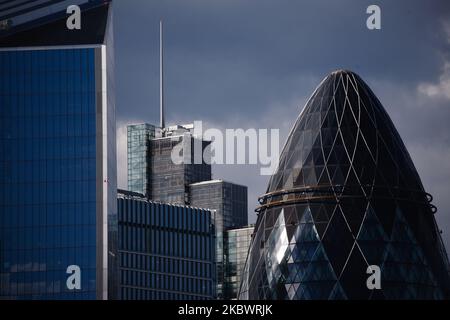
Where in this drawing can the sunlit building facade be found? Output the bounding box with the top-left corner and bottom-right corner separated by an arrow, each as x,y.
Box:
239,70 -> 450,300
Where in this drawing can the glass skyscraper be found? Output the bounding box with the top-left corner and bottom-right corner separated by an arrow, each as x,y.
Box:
239,70 -> 450,300
127,124 -> 155,197
149,129 -> 211,205
126,123 -> 211,205
224,225 -> 254,300
0,1 -> 117,299
125,120 -> 249,300
190,180 -> 248,299
117,190 -> 216,300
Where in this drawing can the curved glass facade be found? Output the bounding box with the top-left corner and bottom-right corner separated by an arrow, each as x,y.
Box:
239,70 -> 450,300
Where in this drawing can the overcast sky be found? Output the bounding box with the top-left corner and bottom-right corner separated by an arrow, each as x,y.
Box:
112,0 -> 450,250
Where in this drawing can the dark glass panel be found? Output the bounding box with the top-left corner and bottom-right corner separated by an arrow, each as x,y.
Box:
321,208 -> 354,275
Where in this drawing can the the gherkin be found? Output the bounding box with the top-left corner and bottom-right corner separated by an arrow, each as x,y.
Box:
239,70 -> 450,300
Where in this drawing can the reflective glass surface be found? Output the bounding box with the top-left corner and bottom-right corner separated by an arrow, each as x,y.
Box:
149,136 -> 211,204
239,70 -> 450,300
0,48 -> 98,299
118,194 -> 216,300
190,181 -> 248,299
127,124 -> 155,196
224,226 -> 253,299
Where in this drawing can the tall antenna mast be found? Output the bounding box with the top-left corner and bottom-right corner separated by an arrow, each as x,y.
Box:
159,19 -> 165,129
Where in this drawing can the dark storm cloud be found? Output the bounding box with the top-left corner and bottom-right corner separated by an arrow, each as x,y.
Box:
114,0 -> 449,120
113,0 -> 450,249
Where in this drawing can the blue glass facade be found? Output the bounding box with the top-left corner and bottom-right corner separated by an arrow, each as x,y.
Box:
0,2 -> 116,300
1,48 -> 79,298
0,44 -> 116,299
0,48 -> 92,299
118,191 -> 216,300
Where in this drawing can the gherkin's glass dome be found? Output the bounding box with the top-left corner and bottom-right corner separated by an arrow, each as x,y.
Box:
238,70 -> 450,300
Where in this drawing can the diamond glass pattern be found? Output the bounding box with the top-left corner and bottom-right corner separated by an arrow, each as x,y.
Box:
238,70 -> 450,300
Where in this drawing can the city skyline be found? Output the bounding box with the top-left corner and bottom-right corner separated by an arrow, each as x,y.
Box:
1,0 -> 449,303
112,0 -> 450,253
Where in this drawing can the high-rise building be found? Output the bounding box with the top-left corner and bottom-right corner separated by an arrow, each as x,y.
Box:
239,70 -> 450,300
149,124 -> 211,204
117,190 -> 216,300
0,1 -> 94,34
123,20 -> 249,300
125,21 -> 211,205
224,225 -> 254,300
190,180 -> 248,299
190,180 -> 248,231
127,123 -> 212,204
0,1 -> 117,299
127,124 -> 155,196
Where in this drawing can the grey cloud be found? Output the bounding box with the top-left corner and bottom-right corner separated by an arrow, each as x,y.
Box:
113,0 -> 450,251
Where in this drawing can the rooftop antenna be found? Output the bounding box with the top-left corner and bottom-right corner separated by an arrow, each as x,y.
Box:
159,19 -> 165,130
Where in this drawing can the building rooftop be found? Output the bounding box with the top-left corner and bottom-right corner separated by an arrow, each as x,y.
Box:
226,225 -> 255,232
117,189 -> 216,212
189,179 -> 247,189
0,0 -> 111,47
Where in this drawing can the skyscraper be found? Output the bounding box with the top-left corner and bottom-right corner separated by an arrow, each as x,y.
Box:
239,70 -> 450,300
190,180 -> 248,233
0,1 -> 117,299
125,21 -> 212,205
117,190 -> 216,300
149,125 -> 212,204
127,123 -> 155,196
123,20 -> 250,300
224,225 -> 254,300
127,123 -> 212,204
190,180 -> 248,299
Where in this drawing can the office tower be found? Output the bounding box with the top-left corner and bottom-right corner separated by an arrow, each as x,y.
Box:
149,124 -> 211,204
126,125 -> 211,204
122,20 -> 249,300
117,190 -> 216,300
0,1 -> 94,32
0,1 -> 117,299
239,70 -> 450,300
190,180 -> 248,299
223,225 -> 254,300
127,124 -> 155,196
125,21 -> 212,205
190,180 -> 248,230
